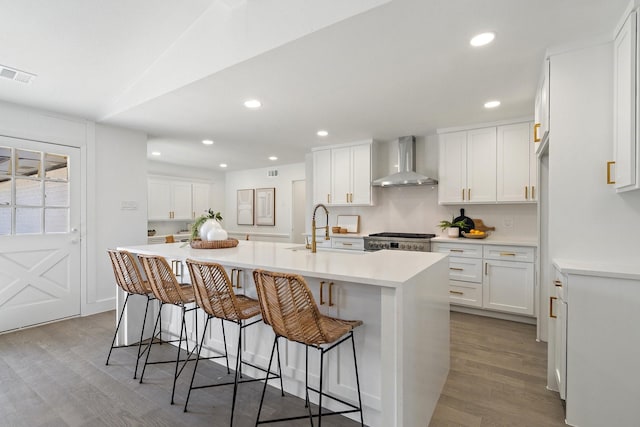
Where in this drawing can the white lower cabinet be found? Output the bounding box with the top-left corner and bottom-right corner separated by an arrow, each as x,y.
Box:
432,241 -> 536,316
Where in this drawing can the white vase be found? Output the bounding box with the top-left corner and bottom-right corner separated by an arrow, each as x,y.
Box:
199,219 -> 219,240
447,227 -> 459,237
207,227 -> 228,241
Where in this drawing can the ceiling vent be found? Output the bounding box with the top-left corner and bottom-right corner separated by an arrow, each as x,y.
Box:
0,65 -> 36,85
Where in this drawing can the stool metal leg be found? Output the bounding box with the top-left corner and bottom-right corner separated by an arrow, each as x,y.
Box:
106,293 -> 130,366
171,305 -> 187,404
318,347 -> 324,427
255,335 -> 278,427
221,320 -> 230,374
275,338 -> 284,396
184,314 -> 210,412
133,295 -> 152,379
139,302 -> 163,383
351,332 -> 364,426
230,320 -> 242,426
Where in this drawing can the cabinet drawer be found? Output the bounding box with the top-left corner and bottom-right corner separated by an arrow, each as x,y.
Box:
483,245 -> 535,262
331,237 -> 364,251
432,242 -> 482,258
448,257 -> 482,283
449,280 -> 482,308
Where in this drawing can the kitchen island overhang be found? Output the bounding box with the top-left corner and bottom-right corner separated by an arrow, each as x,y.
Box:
116,241 -> 450,427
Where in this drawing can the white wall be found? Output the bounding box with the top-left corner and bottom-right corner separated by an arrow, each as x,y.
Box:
549,42 -> 640,265
225,163 -> 305,241
89,124 -> 148,310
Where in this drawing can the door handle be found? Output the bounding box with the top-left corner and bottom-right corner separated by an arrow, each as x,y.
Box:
319,281 -> 325,305
533,123 -> 541,142
554,280 -> 562,287
549,296 -> 557,318
607,161 -> 616,184
329,282 -> 335,307
449,267 -> 464,271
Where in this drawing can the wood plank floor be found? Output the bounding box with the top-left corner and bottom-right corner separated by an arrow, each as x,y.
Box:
0,310 -> 565,427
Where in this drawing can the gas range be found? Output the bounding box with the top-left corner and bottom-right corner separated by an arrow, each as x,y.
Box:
363,232 -> 436,252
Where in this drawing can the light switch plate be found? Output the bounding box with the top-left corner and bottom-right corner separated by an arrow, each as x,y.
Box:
121,201 -> 138,210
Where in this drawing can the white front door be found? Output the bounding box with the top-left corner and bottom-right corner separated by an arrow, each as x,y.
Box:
0,136 -> 81,333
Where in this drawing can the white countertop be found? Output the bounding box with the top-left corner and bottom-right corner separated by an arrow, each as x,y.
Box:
119,240 -> 446,288
431,236 -> 537,247
553,259 -> 640,281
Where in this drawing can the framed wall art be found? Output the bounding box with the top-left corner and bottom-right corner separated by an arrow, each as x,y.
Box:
255,187 -> 275,226
236,189 -> 254,225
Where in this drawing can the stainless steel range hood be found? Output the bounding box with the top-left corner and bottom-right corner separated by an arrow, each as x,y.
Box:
371,136 -> 438,187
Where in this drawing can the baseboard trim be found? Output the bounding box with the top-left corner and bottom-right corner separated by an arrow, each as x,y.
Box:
450,305 -> 537,325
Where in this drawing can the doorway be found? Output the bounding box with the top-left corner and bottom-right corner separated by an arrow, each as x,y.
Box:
291,180 -> 306,244
0,136 -> 81,333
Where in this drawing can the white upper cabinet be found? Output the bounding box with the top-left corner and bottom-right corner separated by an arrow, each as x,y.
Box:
440,121 -> 535,204
534,59 -> 550,149
466,127 -> 497,203
312,141 -> 373,206
191,183 -> 211,219
497,122 -> 537,202
312,148 -> 332,205
147,177 -> 210,220
612,9 -> 639,192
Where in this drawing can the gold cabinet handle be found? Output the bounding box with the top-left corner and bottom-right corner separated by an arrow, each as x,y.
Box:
607,161 -> 616,184
525,186 -> 528,200
231,268 -> 242,289
319,281 -> 325,305
449,290 -> 464,295
500,252 -> 517,256
485,262 -> 488,275
468,188 -> 471,200
450,249 -> 464,253
554,280 -> 562,287
329,282 -> 335,307
342,242 -> 353,246
549,296 -> 557,318
171,260 -> 183,277
533,123 -> 541,142
532,186 -> 535,199
449,267 -> 464,271
327,194 -> 330,203
461,188 -> 465,201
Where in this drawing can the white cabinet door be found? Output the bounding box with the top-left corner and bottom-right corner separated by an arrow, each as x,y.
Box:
554,292 -> 567,400
438,131 -> 467,203
350,143 -> 371,205
497,123 -> 531,202
148,179 -> 172,220
331,146 -> 352,205
171,181 -> 193,220
613,10 -> 638,192
313,149 -> 332,205
483,259 -> 534,315
192,183 -> 210,220
466,127 -> 497,203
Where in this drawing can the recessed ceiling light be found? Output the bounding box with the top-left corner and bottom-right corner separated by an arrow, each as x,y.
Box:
244,99 -> 262,109
470,32 -> 495,47
317,130 -> 329,137
151,151 -> 161,156
269,156 -> 278,161
484,100 -> 501,109
219,163 -> 228,168
202,139 -> 214,145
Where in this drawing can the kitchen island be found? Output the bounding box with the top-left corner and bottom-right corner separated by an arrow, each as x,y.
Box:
117,240 -> 450,427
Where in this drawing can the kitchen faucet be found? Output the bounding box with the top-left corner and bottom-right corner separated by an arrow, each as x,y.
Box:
311,203 -> 330,253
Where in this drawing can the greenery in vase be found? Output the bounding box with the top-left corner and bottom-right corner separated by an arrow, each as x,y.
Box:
191,209 -> 223,240
438,217 -> 469,231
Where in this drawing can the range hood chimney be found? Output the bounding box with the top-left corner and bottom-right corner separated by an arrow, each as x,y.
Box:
371,136 -> 438,187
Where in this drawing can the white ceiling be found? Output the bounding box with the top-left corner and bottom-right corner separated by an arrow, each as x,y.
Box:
0,0 -> 629,171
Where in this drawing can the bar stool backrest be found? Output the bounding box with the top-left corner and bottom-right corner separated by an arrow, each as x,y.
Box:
253,269 -> 329,345
186,259 -> 243,320
138,254 -> 189,305
107,249 -> 150,295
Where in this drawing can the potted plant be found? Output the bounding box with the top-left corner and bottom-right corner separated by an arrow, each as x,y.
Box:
191,209 -> 225,241
438,217 -> 469,238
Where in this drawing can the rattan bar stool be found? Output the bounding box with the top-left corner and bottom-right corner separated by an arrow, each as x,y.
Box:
252,269 -> 364,426
183,260 -> 283,425
105,249 -> 159,379
138,254 -> 203,404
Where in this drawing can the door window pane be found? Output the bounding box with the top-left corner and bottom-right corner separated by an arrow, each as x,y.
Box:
45,153 -> 68,180
45,208 -> 68,233
0,146 -> 10,175
15,207 -> 42,234
0,207 -> 10,235
15,149 -> 40,177
15,178 -> 42,206
45,181 -> 68,207
0,178 -> 10,205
